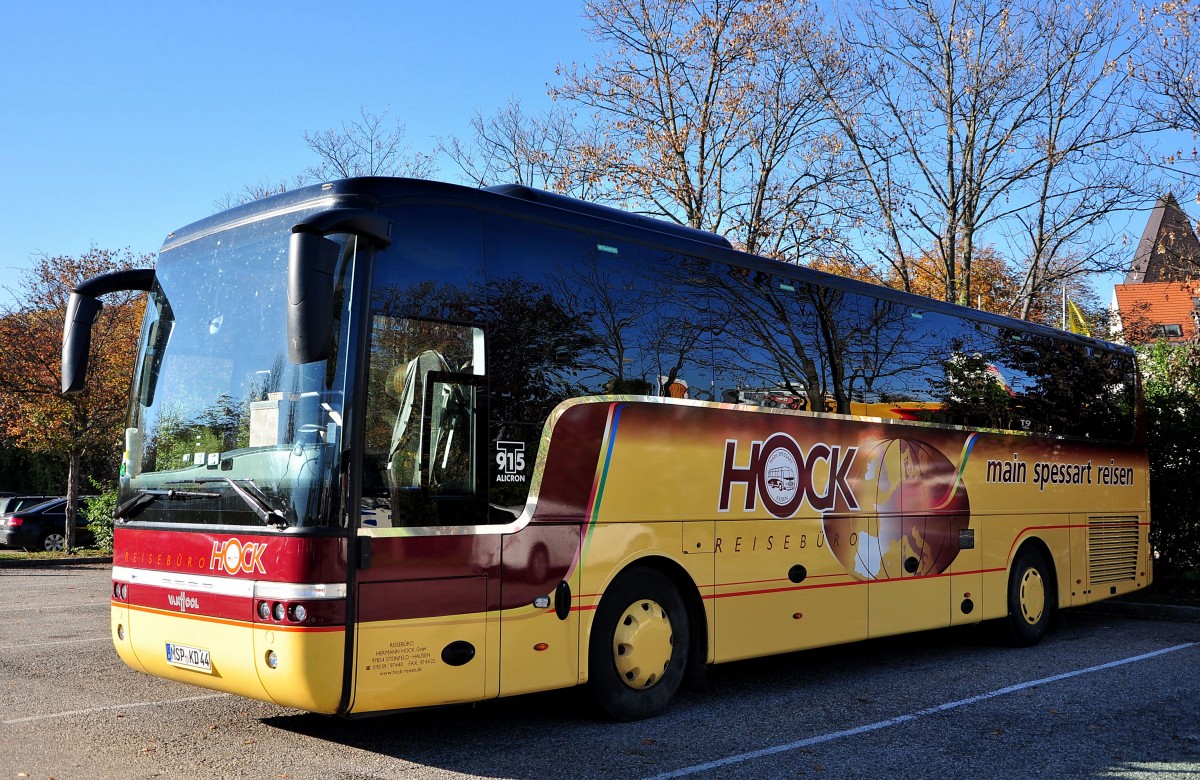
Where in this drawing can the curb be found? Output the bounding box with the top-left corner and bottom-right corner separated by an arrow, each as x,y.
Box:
0,556 -> 112,569
1079,599 -> 1200,623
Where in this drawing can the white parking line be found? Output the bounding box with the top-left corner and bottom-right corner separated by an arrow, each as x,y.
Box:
0,637 -> 107,650
0,602 -> 110,613
3,693 -> 229,724
645,642 -> 1198,780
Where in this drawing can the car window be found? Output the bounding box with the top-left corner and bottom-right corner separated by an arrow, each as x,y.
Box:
22,499 -> 64,513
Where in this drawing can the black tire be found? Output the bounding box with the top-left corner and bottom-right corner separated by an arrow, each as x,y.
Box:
1005,547 -> 1055,646
588,567 -> 690,721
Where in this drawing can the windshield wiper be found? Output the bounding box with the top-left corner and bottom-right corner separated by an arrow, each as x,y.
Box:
188,478 -> 290,529
115,488 -> 221,521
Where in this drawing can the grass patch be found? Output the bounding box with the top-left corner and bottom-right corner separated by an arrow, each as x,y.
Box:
0,548 -> 108,561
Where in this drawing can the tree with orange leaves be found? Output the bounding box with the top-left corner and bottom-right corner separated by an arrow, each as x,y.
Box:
0,249 -> 149,551
899,245 -> 1021,314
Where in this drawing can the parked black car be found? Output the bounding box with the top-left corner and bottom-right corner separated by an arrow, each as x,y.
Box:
0,495 -> 59,516
1,498 -> 96,552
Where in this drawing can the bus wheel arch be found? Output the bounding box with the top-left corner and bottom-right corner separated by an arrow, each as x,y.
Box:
586,559 -> 700,721
1004,539 -> 1057,646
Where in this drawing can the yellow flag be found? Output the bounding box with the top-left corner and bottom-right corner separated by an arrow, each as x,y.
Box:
1067,299 -> 1091,336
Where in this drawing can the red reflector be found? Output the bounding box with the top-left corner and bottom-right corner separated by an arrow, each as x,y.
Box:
534,643 -> 550,652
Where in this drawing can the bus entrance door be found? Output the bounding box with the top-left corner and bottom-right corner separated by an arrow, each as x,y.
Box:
350,534 -> 501,713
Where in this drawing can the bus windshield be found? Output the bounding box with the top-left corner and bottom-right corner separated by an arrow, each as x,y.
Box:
119,209 -> 356,528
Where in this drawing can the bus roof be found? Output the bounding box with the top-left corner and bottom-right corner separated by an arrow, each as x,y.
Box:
162,176 -> 1133,358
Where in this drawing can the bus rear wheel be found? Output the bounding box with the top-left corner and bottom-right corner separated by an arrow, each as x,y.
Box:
588,567 -> 689,721
1005,547 -> 1055,646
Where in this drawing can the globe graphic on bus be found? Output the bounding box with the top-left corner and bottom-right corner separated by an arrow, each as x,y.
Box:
824,437 -> 970,580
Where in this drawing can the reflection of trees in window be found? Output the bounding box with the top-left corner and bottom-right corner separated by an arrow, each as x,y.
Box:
712,268 -> 831,411
486,276 -> 594,427
549,249 -> 714,397
552,252 -> 652,393
928,322 -> 1137,441
933,344 -> 1017,430
992,331 -> 1135,440
142,392 -> 251,473
711,267 -> 939,414
850,301 -> 942,405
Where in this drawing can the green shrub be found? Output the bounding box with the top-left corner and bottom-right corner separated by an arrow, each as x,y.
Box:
1139,340 -> 1200,577
82,478 -> 119,553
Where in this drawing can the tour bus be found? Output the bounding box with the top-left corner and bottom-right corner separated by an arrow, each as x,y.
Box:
62,178 -> 1150,721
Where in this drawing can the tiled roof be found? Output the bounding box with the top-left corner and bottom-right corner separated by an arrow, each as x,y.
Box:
1113,281 -> 1200,340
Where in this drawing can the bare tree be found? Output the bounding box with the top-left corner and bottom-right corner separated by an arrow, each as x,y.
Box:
302,106 -> 435,181
1002,0 -> 1152,318
439,97 -> 607,199
1139,0 -> 1200,132
550,0 -> 856,260
818,0 -> 1151,311
214,107 -> 435,211
823,0 -> 1043,304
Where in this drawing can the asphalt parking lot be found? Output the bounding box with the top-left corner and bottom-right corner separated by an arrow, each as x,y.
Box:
1,562 -> 1198,780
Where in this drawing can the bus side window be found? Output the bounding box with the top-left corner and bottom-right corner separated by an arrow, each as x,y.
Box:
364,317 -> 489,528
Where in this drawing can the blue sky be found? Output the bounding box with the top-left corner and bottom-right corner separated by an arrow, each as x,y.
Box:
0,1 -> 593,308
0,1 -> 1185,315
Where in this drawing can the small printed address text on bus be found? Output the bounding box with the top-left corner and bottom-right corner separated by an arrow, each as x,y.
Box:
366,641 -> 435,676
985,456 -> 1134,491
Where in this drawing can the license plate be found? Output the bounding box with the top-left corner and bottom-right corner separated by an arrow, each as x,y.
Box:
165,642 -> 212,674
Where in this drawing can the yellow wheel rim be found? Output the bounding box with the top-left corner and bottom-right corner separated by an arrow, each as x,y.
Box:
1019,567 -> 1046,625
612,598 -> 674,690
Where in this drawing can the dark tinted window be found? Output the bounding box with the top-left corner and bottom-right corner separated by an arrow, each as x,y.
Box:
483,216 -> 717,506
711,269 -> 943,415
363,206 -> 492,527
709,262 -> 1135,442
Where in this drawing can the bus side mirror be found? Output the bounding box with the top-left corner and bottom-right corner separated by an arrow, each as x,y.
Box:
62,293 -> 104,394
288,209 -> 392,364
61,268 -> 156,395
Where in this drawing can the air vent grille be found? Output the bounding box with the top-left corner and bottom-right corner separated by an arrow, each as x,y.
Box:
1088,516 -> 1140,585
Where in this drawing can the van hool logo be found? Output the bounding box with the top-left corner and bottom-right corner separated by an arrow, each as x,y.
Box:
167,591 -> 200,613
719,433 -> 859,518
209,538 -> 268,575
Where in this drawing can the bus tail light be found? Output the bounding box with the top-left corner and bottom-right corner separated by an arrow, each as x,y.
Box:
255,599 -> 330,625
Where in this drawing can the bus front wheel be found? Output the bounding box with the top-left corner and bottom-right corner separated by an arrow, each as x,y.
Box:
1005,547 -> 1055,646
588,567 -> 689,721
